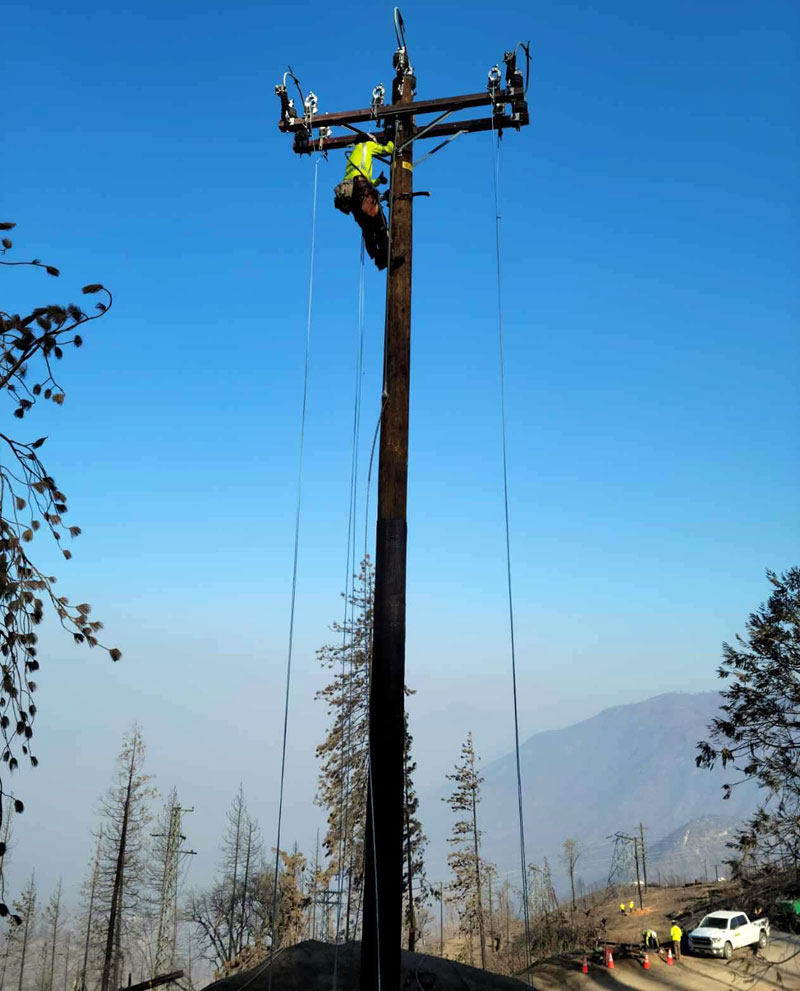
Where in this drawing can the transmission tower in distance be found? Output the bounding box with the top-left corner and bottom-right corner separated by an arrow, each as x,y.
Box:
153,799 -> 196,976
607,832 -> 635,887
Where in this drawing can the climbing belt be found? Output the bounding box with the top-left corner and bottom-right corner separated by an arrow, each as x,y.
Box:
490,118 -> 533,980
267,155 -> 321,991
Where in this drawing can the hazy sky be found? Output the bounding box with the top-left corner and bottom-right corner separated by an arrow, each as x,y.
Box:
3,0 -> 797,914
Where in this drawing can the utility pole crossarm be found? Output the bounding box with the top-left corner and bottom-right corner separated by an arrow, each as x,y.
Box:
276,52 -> 529,155
279,88 -> 520,131
294,114 -> 523,155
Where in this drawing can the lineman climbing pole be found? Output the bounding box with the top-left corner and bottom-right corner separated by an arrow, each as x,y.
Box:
276,12 -> 529,990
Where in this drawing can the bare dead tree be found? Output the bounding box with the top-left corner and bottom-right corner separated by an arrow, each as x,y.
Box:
97,727 -> 154,991
561,839 -> 582,912
15,872 -> 36,991
45,878 -> 62,991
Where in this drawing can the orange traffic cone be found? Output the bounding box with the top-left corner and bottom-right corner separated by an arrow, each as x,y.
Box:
608,949 -> 615,970
643,951 -> 650,970
666,948 -> 674,965
582,956 -> 588,974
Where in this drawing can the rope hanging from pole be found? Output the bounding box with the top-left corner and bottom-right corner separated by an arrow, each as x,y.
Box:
266,155 -> 321,991
332,237 -> 367,989
489,116 -> 534,982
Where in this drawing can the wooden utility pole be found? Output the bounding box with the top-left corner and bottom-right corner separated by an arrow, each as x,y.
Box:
439,883 -> 444,958
276,12 -> 529,989
632,839 -> 644,910
360,55 -> 415,989
639,822 -> 648,892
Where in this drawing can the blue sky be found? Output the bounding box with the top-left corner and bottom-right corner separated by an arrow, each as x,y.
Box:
2,0 -> 798,906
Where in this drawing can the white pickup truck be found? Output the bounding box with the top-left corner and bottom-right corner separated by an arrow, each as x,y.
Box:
688,910 -> 770,959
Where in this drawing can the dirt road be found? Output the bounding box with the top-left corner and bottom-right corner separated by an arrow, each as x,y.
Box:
530,932 -> 800,991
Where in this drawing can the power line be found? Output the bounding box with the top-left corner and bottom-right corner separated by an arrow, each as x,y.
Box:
490,105 -> 531,982
267,154 -> 321,991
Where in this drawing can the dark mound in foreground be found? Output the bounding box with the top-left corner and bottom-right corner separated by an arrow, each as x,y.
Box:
202,940 -> 532,990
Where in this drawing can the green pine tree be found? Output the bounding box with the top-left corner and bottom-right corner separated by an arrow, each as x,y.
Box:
444,733 -> 488,969
316,558 -> 426,942
403,720 -> 428,951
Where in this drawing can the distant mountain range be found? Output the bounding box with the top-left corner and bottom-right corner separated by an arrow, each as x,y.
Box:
422,692 -> 761,893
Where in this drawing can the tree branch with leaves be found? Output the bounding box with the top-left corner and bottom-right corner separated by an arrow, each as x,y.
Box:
697,567 -> 800,873
0,222 -> 121,921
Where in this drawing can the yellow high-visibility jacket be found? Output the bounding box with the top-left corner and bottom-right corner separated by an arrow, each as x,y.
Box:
670,925 -> 682,942
344,139 -> 395,184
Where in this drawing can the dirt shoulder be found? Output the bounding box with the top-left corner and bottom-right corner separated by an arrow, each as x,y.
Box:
530,932 -> 799,990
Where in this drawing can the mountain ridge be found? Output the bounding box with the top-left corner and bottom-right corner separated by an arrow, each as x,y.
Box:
422,690 -> 760,889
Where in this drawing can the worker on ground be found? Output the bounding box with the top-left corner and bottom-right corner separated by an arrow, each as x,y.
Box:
641,928 -> 659,952
670,921 -> 682,961
619,902 -> 626,914
629,900 -> 635,913
334,136 -> 400,271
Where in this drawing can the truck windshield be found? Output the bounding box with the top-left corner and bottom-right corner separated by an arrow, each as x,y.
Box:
699,916 -> 729,929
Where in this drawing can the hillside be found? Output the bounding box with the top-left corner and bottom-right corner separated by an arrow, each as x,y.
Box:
423,691 -> 760,888
648,814 -> 743,881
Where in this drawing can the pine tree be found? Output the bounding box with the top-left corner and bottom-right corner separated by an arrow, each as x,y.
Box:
0,916 -> 19,989
97,726 -> 155,991
402,721 -> 428,951
188,789 -> 264,969
273,847 -> 308,948
61,930 -> 73,991
15,872 -> 36,991
697,567 -> 800,870
560,839 -> 582,913
315,558 -> 373,936
306,831 -> 327,941
0,795 -> 14,899
43,878 -> 62,991
78,829 -> 103,991
220,786 -> 262,959
223,786 -> 245,961
315,558 -> 426,943
444,733 -> 487,969
235,804 -> 261,958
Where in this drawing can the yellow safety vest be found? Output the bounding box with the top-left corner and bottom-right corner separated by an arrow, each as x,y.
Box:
671,925 -> 682,942
344,139 -> 395,184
